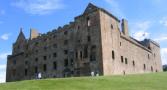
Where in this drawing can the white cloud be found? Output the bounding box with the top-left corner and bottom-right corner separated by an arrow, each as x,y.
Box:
130,21 -> 151,41
151,0 -> 166,5
132,31 -> 150,41
104,0 -> 125,18
161,48 -> 167,65
131,21 -> 151,31
154,36 -> 167,42
0,33 -> 11,40
160,17 -> 167,27
0,69 -> 6,83
0,52 -> 11,60
0,52 -> 10,83
0,65 -> 6,70
12,0 -> 64,15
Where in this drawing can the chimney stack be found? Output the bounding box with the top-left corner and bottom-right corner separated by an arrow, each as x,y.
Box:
121,19 -> 129,36
30,28 -> 39,40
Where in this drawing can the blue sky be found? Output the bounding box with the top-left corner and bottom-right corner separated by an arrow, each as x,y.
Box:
1,0 -> 167,83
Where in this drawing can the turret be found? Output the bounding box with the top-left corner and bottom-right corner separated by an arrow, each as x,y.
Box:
12,28 -> 27,55
16,28 -> 26,43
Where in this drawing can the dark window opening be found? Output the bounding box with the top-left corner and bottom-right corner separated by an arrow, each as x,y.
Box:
90,46 -> 96,61
148,46 -> 151,50
125,58 -> 128,64
84,45 -> 88,58
80,51 -> 82,58
121,56 -> 124,63
53,62 -> 57,70
112,50 -> 115,60
78,26 -> 80,30
64,59 -> 68,67
64,50 -> 68,55
151,66 -> 153,72
90,54 -> 96,61
35,58 -> 38,62
53,52 -> 57,57
120,42 -> 122,46
43,64 -> 47,72
71,59 -> 74,65
35,66 -> 38,73
25,61 -> 28,65
76,52 -> 78,58
71,71 -> 74,74
111,24 -> 114,29
77,40 -> 81,43
25,69 -> 28,76
132,61 -> 135,66
43,56 -> 47,60
87,36 -> 91,42
144,64 -> 146,70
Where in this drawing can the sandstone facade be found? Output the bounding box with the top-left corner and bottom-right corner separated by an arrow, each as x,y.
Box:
6,3 -> 162,82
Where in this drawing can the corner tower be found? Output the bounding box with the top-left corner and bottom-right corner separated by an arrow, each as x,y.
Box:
12,28 -> 27,55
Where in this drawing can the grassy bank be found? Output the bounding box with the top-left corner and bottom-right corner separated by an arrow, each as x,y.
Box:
0,72 -> 167,90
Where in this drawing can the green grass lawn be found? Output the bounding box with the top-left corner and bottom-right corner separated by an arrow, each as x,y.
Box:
0,72 -> 167,90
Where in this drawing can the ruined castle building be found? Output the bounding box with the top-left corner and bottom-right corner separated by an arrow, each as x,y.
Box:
6,3 -> 162,82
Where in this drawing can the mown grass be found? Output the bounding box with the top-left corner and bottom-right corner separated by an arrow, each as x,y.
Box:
0,72 -> 167,90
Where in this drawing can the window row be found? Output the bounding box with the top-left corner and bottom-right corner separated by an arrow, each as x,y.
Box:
25,61 -> 57,76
